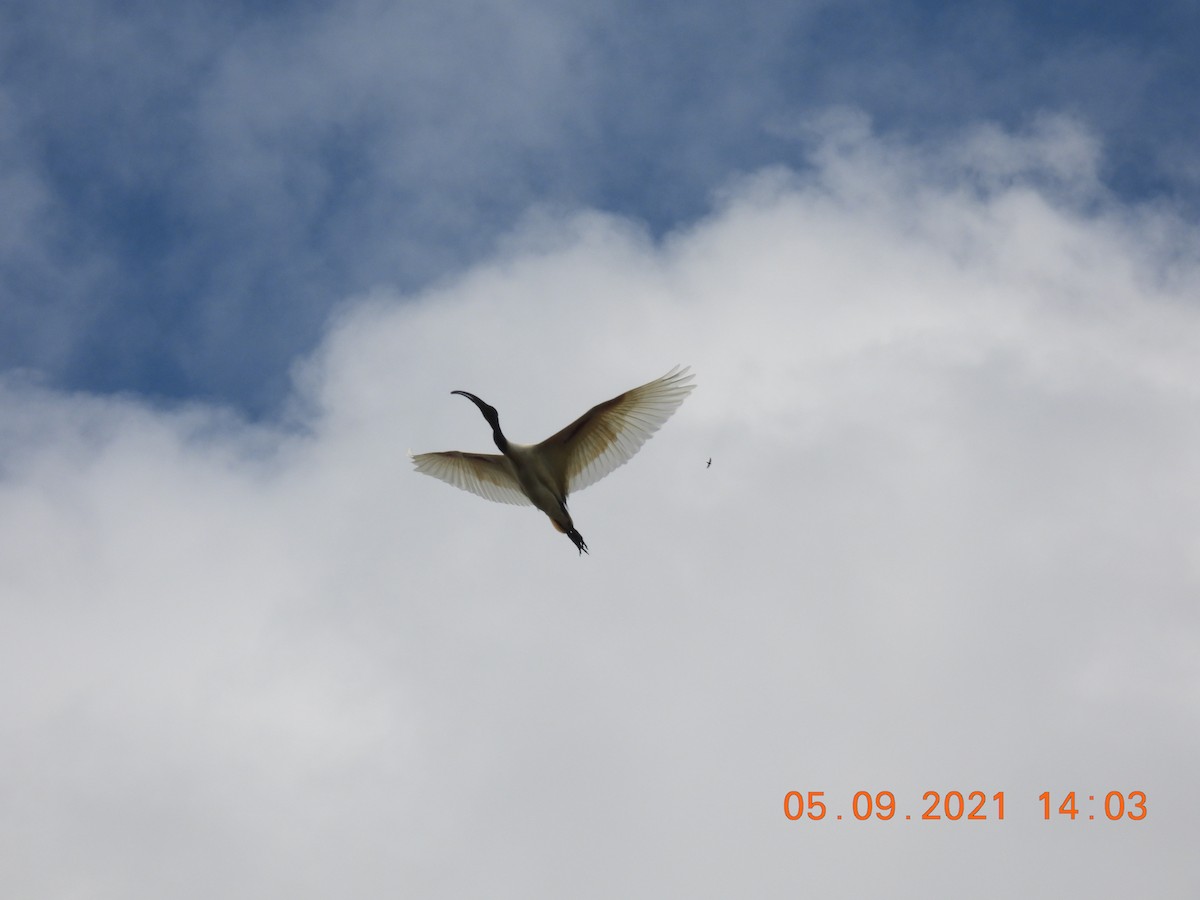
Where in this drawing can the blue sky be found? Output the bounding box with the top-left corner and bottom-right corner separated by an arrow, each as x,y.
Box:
3,3 -> 1200,897
3,0 -> 1198,413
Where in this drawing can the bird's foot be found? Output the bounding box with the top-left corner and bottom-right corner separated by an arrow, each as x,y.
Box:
567,528 -> 589,555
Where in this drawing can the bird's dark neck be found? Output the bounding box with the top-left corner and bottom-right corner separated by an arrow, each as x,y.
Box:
478,407 -> 508,453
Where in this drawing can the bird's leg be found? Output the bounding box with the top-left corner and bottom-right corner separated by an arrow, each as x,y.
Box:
548,498 -> 589,555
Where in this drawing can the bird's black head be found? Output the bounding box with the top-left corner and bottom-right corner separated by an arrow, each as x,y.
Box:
452,390 -> 507,451
451,390 -> 498,425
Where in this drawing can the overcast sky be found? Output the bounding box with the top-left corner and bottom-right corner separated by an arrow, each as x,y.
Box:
2,1 -> 1199,897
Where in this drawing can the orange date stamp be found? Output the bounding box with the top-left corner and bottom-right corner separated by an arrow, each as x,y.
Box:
783,790 -> 1147,822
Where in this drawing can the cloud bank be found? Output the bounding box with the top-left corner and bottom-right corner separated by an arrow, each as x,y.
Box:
1,119 -> 1198,897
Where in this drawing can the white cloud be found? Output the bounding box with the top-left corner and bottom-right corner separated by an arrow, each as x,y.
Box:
2,119 -> 1198,897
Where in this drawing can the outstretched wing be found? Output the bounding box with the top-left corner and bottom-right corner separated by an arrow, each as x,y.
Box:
410,450 -> 532,506
539,365 -> 696,495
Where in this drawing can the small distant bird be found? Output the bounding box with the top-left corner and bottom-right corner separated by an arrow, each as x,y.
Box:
411,366 -> 696,554
706,457 -> 712,468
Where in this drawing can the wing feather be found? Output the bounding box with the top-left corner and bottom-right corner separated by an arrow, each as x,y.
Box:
410,450 -> 532,506
540,365 -> 696,494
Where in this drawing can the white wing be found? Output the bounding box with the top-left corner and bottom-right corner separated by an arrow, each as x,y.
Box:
410,450 -> 532,506
539,365 -> 696,494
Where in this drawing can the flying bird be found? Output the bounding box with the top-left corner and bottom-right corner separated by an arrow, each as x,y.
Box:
706,457 -> 712,468
411,366 -> 696,554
